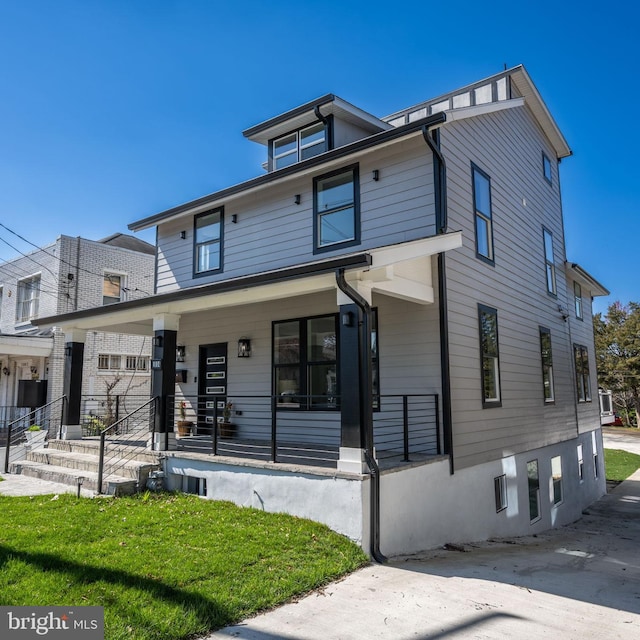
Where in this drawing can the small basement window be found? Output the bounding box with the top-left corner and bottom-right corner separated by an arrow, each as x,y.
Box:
494,474 -> 507,512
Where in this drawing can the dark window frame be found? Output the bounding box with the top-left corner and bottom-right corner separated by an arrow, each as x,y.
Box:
551,455 -> 563,505
542,227 -> 557,296
273,312 -> 340,411
271,308 -> 380,411
313,163 -> 361,254
542,152 -> 552,185
193,207 -> 224,278
478,303 -> 502,408
574,344 -> 592,402
539,327 -> 555,404
268,118 -> 333,171
527,459 -> 541,523
471,163 -> 495,265
494,474 -> 507,512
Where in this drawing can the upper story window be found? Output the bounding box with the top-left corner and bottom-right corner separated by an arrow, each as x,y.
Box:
574,344 -> 591,402
103,273 -> 124,305
478,304 -> 501,407
16,275 -> 40,323
313,165 -> 360,253
194,208 -> 223,276
539,327 -> 554,403
472,164 -> 494,263
272,122 -> 327,170
543,228 -> 556,295
542,153 -> 552,184
574,281 -> 583,319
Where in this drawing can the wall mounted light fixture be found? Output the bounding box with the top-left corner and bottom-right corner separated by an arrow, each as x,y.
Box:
176,345 -> 186,362
2,367 -> 10,376
180,230 -> 186,239
372,169 -> 379,181
294,194 -> 301,205
232,214 -> 238,223
238,338 -> 252,357
152,335 -> 163,348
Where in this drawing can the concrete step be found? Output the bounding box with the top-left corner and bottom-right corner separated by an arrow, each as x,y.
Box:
48,439 -> 162,465
8,460 -> 140,496
26,448 -> 159,481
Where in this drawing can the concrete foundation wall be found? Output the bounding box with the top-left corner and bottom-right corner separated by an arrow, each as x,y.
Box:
161,429 -> 604,558
163,454 -> 369,547
379,428 -> 606,556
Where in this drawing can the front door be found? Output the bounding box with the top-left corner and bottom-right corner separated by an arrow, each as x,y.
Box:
198,343 -> 228,436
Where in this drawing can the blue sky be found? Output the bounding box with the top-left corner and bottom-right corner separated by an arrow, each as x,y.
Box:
0,1 -> 637,314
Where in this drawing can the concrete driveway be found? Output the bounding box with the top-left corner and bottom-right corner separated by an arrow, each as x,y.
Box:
209,431 -> 640,640
603,427 -> 640,455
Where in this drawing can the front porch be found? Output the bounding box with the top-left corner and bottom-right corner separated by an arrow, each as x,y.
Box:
169,392 -> 441,470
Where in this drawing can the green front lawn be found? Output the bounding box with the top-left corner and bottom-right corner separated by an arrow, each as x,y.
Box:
604,448 -> 640,483
0,492 -> 368,640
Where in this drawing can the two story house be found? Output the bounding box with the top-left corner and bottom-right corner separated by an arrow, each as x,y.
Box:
34,65 -> 607,556
0,233 -> 155,430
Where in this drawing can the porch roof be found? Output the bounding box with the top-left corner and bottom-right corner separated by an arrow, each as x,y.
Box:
34,232 -> 462,336
0,333 -> 53,357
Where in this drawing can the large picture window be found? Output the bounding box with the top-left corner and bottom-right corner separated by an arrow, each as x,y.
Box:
478,304 -> 501,406
16,275 -> 41,323
273,310 -> 379,410
194,208 -> 223,275
472,164 -> 494,263
274,314 -> 338,409
574,344 -> 591,402
313,165 -> 360,252
539,327 -> 554,403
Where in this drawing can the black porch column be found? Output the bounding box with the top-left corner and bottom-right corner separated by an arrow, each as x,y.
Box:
63,339 -> 85,426
339,303 -> 365,449
151,329 -> 177,435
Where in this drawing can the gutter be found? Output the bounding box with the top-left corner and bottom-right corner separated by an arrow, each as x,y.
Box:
422,122 -> 454,475
335,268 -> 387,564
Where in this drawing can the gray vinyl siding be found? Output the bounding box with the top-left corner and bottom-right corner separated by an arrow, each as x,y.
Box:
155,136 -> 436,292
333,119 -> 381,149
442,103 -> 577,470
171,285 -> 442,443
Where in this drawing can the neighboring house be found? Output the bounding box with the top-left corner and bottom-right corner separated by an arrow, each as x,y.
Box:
0,233 -> 155,426
35,65 -> 608,556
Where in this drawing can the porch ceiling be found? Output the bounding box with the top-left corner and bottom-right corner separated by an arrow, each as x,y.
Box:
34,232 -> 462,336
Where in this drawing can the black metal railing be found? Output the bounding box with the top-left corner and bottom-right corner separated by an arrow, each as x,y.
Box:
96,397 -> 158,494
168,393 -> 440,469
80,395 -> 150,436
3,396 -> 67,474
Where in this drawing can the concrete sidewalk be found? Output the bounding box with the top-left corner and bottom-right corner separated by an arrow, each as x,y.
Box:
209,469 -> 640,639
0,472 -> 95,497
